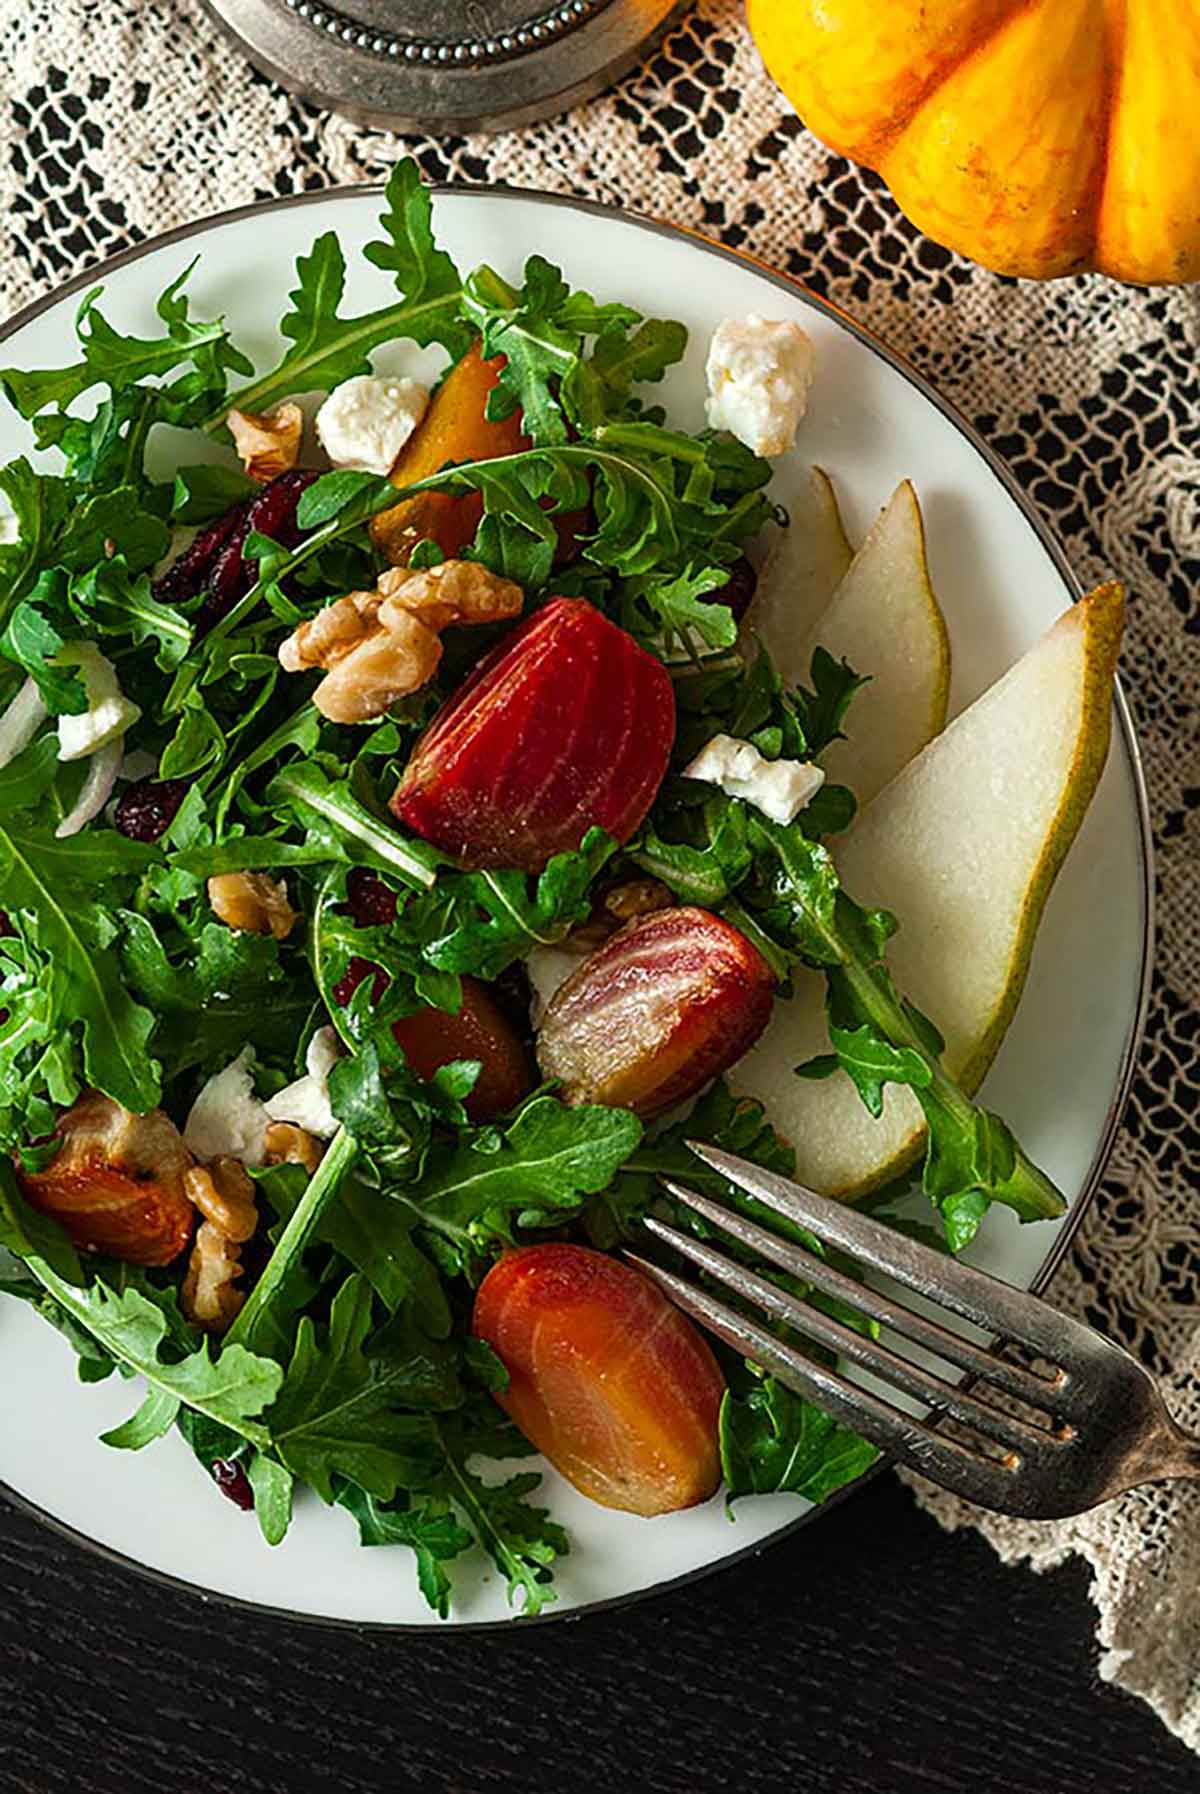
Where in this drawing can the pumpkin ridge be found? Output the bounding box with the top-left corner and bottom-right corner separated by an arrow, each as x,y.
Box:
1090,0 -> 1129,267
863,0 -> 1040,162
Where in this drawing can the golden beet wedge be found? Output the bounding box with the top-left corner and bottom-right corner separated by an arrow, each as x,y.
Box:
748,0 -> 1200,283
473,1244 -> 726,1516
370,341 -> 529,566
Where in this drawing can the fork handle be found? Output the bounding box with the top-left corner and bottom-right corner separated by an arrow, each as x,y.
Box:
1124,1417 -> 1200,1494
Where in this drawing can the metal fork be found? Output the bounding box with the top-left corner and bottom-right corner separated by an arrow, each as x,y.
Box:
626,1145 -> 1200,1519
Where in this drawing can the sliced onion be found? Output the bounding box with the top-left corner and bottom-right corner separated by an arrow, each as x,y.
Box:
0,677 -> 49,770
55,738 -> 123,839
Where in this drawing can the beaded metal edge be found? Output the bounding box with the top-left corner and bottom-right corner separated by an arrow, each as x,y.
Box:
284,0 -> 612,66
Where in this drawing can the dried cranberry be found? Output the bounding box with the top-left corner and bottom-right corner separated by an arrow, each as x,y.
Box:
332,954 -> 390,1010
246,468 -> 319,548
114,777 -> 189,844
211,1458 -> 254,1512
704,555 -> 758,624
345,868 -> 400,929
153,502 -> 249,610
191,469 -> 320,638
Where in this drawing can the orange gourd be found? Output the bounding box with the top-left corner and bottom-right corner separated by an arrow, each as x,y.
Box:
747,0 -> 1200,284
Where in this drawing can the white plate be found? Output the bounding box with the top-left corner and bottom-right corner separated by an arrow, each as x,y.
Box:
0,186 -> 1153,1628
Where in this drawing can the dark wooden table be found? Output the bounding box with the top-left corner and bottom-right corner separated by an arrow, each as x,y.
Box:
2,1471 -> 1195,1793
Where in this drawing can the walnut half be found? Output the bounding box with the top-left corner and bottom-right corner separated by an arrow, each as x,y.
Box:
179,1159 -> 261,1333
181,1221 -> 246,1334
226,404 -> 303,481
208,871 -> 297,940
278,560 -> 523,724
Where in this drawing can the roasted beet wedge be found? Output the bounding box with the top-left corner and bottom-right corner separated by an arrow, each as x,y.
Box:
392,978 -> 533,1123
18,1090 -> 195,1267
371,342 -> 529,566
536,906 -> 774,1119
332,940 -> 531,1124
473,1243 -> 725,1516
391,598 -> 675,872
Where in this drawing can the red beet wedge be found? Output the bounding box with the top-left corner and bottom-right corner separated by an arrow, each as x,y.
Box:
536,906 -> 775,1119
391,598 -> 675,872
473,1243 -> 725,1516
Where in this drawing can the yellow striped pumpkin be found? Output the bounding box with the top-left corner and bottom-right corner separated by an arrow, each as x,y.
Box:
747,0 -> 1200,284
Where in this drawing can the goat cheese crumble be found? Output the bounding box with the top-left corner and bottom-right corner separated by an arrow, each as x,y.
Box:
705,316 -> 814,459
184,1047 -> 270,1166
682,733 -> 825,825
315,374 -> 430,476
264,1026 -> 341,1138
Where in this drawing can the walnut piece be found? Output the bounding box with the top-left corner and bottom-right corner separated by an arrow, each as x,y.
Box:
183,1157 -> 259,1244
226,403 -> 303,481
264,1121 -> 325,1175
278,560 -> 524,725
181,1220 -> 246,1333
180,1157 -> 261,1333
208,870 -> 297,940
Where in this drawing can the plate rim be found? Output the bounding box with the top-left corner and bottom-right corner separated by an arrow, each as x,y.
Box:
0,179 -> 1156,1635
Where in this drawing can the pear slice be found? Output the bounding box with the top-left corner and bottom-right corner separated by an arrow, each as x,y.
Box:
750,467 -> 853,684
804,481 -> 951,806
731,582 -> 1125,1198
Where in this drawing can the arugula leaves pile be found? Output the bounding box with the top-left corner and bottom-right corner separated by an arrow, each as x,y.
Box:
0,157 -> 1066,1618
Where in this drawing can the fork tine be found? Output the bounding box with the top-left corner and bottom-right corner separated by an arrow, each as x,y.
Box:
624,1250 -> 1021,1496
641,1216 -> 1054,1458
662,1181 -> 1060,1411
687,1143 -> 1072,1360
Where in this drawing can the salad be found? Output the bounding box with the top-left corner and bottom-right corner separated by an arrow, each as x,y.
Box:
0,162 -> 1075,1618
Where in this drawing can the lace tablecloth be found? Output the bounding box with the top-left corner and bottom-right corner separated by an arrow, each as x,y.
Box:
2,0 -> 1198,1751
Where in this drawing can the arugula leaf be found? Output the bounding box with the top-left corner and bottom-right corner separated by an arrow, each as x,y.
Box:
259,1159 -> 451,1338
628,565 -> 739,652
0,596 -> 88,713
463,256 -> 685,446
334,1479 -> 473,1621
414,1095 -> 643,1250
793,647 -> 870,758
33,387 -> 159,489
73,267 -> 251,399
69,559 -> 191,670
826,1021 -> 932,1119
170,463 -> 258,522
743,816 -> 1066,1245
0,820 -> 161,1113
267,760 -> 440,891
247,1450 -> 295,1546
584,1079 -> 795,1250
720,1376 -> 879,1502
0,461 -> 70,618
206,162 -> 468,429
0,1163 -> 282,1445
419,828 -> 618,979
266,1272 -> 459,1503
226,1130 -> 359,1357
1,266 -> 252,439
0,737 -> 60,817
363,160 -> 472,357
